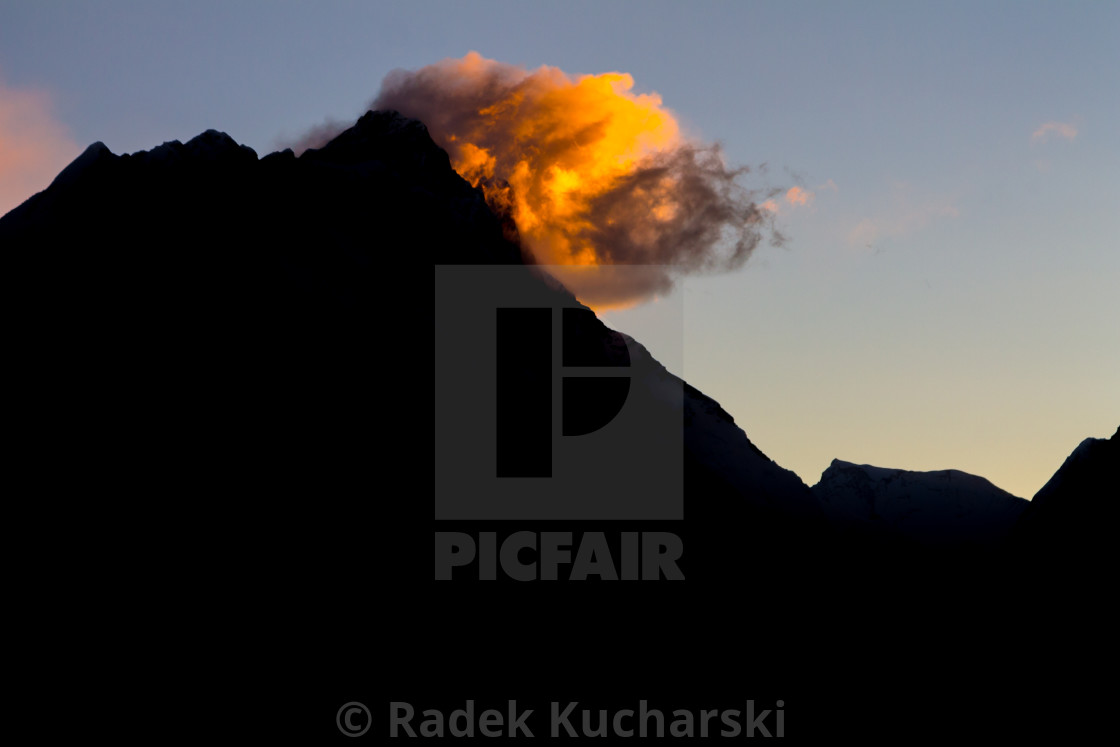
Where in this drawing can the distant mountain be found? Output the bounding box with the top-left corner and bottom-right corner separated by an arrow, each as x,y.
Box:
811,460 -> 1028,547
1013,426 -> 1118,566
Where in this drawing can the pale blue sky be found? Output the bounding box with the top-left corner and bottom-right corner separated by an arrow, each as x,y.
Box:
3,1 -> 1117,496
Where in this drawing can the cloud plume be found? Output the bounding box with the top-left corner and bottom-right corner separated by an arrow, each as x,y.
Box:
298,53 -> 779,306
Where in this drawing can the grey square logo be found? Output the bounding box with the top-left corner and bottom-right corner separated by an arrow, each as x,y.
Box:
435,265 -> 683,520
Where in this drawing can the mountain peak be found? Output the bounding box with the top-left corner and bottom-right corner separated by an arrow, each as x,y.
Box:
184,129 -> 258,161
49,141 -> 113,190
1030,429 -> 1118,505
300,110 -> 455,183
126,130 -> 258,168
812,459 -> 1027,545
1012,428 -> 1117,567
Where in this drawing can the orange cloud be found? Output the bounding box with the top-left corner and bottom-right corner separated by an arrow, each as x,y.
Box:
363,52 -> 776,306
785,186 -> 812,206
0,75 -> 80,217
1031,121 -> 1078,143
760,183 -> 828,215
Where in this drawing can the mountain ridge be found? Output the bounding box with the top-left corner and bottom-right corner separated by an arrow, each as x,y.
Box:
5,111 -> 1109,555
811,458 -> 1027,546
2,109 -> 829,562
4,109 -> 1112,742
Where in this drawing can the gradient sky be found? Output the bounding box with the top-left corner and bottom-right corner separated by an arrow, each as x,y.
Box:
2,1 -> 1116,498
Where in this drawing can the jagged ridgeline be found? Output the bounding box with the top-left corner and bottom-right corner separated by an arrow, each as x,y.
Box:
5,109 -> 1111,575
5,109 -> 1112,576
5,110 -> 1114,740
3,111 -> 825,574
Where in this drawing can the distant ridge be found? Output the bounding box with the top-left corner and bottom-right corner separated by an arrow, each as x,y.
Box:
811,459 -> 1026,546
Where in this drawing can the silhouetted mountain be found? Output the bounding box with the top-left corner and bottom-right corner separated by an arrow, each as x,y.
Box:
3,111 -> 1096,741
1013,426 -> 1118,568
812,460 -> 1027,547
4,112 -> 523,565
3,111 -> 831,571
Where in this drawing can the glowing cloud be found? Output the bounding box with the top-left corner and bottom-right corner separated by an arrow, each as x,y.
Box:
295,53 -> 779,306
785,186 -> 812,206
0,74 -> 80,217
369,53 -> 780,305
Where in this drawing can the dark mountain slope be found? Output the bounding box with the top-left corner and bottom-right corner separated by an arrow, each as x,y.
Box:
4,111 -> 1091,740
1013,427 -> 1118,571
4,110 -> 832,573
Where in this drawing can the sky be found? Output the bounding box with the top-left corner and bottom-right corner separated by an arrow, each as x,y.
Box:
2,1 -> 1117,498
